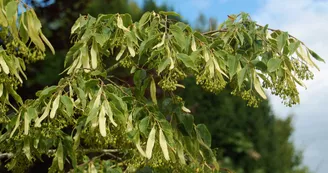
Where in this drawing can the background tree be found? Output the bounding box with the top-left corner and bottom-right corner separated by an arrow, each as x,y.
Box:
0,0 -> 323,172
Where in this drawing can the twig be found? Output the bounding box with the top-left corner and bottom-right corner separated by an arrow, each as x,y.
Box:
0,149 -> 119,159
201,22 -> 306,47
202,29 -> 228,35
254,23 -> 305,44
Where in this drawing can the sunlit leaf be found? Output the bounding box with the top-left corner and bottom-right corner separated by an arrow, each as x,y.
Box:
61,95 -> 74,117
116,45 -> 126,61
99,105 -> 107,137
277,32 -> 288,53
253,71 -> 267,99
23,137 -> 32,161
158,57 -> 170,74
136,134 -> 147,157
0,83 -> 3,97
90,40 -> 98,69
150,76 -> 157,105
228,55 -> 238,78
5,1 -> 18,19
35,102 -> 51,127
159,129 -> 170,160
267,58 -> 283,72
50,94 -> 61,118
159,11 -> 181,17
40,31 -> 55,54
57,140 -> 64,171
177,53 -> 198,71
0,56 -> 9,74
24,112 -> 30,135
146,125 -> 156,159
309,49 -> 325,63
103,100 -> 117,127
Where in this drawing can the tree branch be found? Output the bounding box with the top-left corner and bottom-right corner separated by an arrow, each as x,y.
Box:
0,149 -> 119,159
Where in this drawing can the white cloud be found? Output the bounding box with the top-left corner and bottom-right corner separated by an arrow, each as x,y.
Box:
254,0 -> 328,172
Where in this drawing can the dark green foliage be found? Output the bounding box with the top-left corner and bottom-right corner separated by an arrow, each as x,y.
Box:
180,77 -> 311,173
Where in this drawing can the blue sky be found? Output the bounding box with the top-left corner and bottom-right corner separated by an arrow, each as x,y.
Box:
135,0 -> 328,172
135,0 -> 261,25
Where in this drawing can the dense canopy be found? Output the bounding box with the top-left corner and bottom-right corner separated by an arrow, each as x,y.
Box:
0,0 -> 323,172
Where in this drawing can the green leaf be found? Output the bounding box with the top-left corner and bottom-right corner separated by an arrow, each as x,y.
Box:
56,140 -> 64,171
135,134 -> 147,157
117,15 -> 129,32
194,31 -> 207,43
0,83 -> 3,98
109,102 -> 125,124
63,136 -> 77,168
19,13 -> 29,43
138,12 -> 151,27
139,116 -> 150,136
253,72 -> 267,99
177,113 -> 194,136
50,94 -> 61,119
150,76 -> 157,105
115,45 -> 126,61
99,105 -> 107,137
5,1 -> 18,19
277,32 -> 288,53
152,33 -> 165,49
86,91 -> 101,125
170,25 -> 186,49
103,100 -> 117,127
38,86 -> 57,97
10,111 -> 22,137
288,41 -> 300,56
196,124 -> 211,147
71,16 -> 83,34
127,40 -> 136,57
237,31 -> 244,45
65,42 -> 83,67
23,137 -> 32,161
133,69 -> 146,88
40,31 -> 55,54
158,57 -> 170,74
159,11 -> 181,17
0,56 -> 10,74
228,55 -> 239,78
26,12 -> 45,51
177,143 -> 186,164
159,129 -> 170,161
35,102 -> 51,127
267,58 -> 283,72
177,53 -> 198,71
94,33 -> 108,47
89,163 -> 97,173
24,112 -> 30,135
90,40 -> 98,69
139,34 -> 160,56
24,107 -> 37,135
61,95 -> 74,117
309,49 -> 325,63
108,93 -> 127,113
146,126 -> 156,159
237,67 -> 248,88
7,84 -> 23,105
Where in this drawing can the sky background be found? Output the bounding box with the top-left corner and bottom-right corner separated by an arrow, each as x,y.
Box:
134,0 -> 328,172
